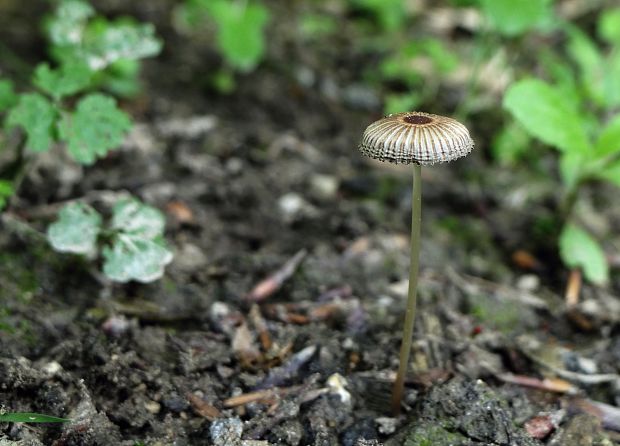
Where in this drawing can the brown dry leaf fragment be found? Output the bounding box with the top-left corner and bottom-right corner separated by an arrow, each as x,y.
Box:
249,304 -> 272,351
186,392 -> 221,420
245,249 -> 307,302
165,200 -> 195,224
512,250 -> 541,270
232,321 -> 261,367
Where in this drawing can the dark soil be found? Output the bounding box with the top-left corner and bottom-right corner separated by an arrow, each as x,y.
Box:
2,1 -> 620,445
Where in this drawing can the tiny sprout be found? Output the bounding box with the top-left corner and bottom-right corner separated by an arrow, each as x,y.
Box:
359,111 -> 474,414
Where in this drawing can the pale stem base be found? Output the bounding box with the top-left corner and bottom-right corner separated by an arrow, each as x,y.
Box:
391,163 -> 422,415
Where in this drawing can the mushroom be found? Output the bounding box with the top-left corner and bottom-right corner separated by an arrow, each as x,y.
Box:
359,111 -> 474,414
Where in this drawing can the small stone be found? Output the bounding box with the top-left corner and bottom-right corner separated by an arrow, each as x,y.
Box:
210,417 -> 244,446
310,174 -> 339,199
144,400 -> 161,414
375,417 -> 398,435
517,274 -> 540,292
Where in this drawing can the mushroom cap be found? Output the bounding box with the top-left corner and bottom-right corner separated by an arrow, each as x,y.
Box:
359,111 -> 474,165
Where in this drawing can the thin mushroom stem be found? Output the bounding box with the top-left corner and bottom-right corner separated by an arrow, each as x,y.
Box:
391,163 -> 422,415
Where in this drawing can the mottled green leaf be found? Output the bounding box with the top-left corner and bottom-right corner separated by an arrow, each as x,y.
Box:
503,78 -> 591,154
33,63 -> 92,100
6,93 -> 57,153
559,224 -> 609,285
102,236 -> 173,283
81,19 -> 163,70
0,412 -> 70,423
58,93 -> 131,165
110,197 -> 166,238
207,0 -> 269,71
0,79 -> 18,112
46,0 -> 94,46
479,0 -> 551,36
47,202 -> 102,256
102,197 -> 172,283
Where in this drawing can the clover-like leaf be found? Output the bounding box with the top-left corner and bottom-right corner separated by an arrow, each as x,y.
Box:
110,197 -> 166,238
503,78 -> 591,154
0,80 -> 18,112
33,63 -> 92,100
559,224 -> 609,285
6,93 -> 57,153
46,0 -> 95,46
47,202 -> 102,257
58,93 -> 131,165
101,197 -> 172,283
102,235 -> 173,283
207,0 -> 269,72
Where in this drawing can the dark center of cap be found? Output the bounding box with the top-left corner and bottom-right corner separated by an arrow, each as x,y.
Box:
403,115 -> 433,125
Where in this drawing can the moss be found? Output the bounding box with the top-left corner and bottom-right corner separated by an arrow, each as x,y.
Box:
404,423 -> 466,446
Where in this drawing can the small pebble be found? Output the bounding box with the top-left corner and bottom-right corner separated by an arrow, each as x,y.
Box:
210,418 -> 243,446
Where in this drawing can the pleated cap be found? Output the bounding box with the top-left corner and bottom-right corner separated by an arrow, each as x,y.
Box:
359,111 -> 474,165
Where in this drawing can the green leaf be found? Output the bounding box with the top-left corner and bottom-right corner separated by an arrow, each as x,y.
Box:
384,92 -> 421,116
0,180 -> 14,211
0,412 -> 70,423
110,197 -> 166,238
0,80 -> 18,112
479,0 -> 551,36
598,8 -> 620,44
46,0 -> 94,46
33,63 -> 92,100
491,121 -> 530,166
559,151 -> 586,190
103,197 -> 172,283
351,0 -> 406,31
594,114 -> 620,158
503,78 -> 591,154
595,160 -> 620,188
58,93 -> 131,165
559,224 -> 609,285
6,93 -> 57,153
80,19 -> 163,70
103,236 -> 173,283
47,202 -> 102,256
207,0 -> 270,72
566,26 -> 606,105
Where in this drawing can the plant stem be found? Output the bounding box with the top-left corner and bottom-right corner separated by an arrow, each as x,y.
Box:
391,163 -> 422,415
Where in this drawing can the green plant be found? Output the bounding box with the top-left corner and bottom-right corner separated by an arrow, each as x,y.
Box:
177,0 -> 270,73
0,0 -> 171,283
44,0 -> 162,98
504,80 -> 615,285
349,0 -> 407,32
48,198 -> 173,283
501,8 -> 620,285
